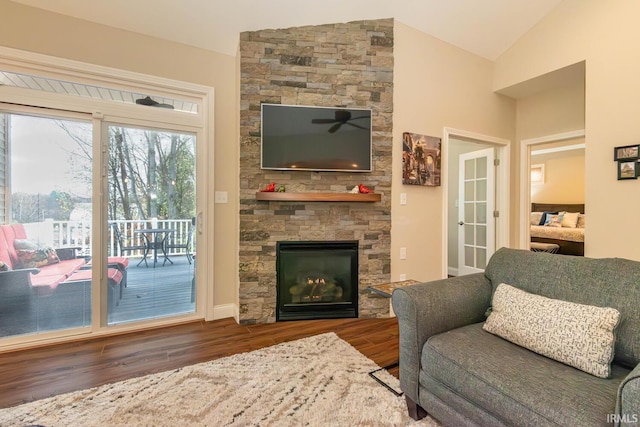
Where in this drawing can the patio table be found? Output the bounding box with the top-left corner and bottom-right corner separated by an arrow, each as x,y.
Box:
135,228 -> 174,267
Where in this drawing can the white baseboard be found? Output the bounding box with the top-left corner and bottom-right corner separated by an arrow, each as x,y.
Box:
447,266 -> 458,277
212,303 -> 237,321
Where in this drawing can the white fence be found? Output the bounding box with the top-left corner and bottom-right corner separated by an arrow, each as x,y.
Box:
21,218 -> 193,259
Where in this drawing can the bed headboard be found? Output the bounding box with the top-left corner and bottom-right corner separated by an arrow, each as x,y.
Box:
531,203 -> 585,214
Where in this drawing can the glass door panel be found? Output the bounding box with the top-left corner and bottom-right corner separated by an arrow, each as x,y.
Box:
0,112 -> 93,338
106,124 -> 196,325
458,148 -> 495,275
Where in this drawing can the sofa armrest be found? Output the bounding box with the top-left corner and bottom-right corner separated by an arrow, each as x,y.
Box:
391,273 -> 492,402
0,268 -> 40,299
616,363 -> 640,426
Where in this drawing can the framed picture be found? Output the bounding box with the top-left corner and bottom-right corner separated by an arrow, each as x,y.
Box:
617,160 -> 638,180
402,132 -> 441,186
614,144 -> 640,161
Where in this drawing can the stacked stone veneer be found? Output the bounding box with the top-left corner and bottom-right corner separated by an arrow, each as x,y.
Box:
239,19 -> 393,324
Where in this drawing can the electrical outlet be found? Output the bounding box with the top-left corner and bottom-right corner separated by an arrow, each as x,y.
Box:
400,247 -> 407,259
399,273 -> 407,281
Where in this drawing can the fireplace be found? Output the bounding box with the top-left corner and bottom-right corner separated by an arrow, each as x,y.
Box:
276,241 -> 358,321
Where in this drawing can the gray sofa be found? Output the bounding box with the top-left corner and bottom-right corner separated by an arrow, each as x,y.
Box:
392,248 -> 640,427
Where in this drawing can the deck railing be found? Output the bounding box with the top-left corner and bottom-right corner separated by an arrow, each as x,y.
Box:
21,218 -> 194,259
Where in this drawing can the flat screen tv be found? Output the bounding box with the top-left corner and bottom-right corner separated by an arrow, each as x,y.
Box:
261,104 -> 372,172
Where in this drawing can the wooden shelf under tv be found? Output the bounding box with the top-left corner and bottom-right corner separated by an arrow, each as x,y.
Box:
255,192 -> 381,202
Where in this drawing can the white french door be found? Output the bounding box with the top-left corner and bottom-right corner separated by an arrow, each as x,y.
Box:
458,148 -> 495,275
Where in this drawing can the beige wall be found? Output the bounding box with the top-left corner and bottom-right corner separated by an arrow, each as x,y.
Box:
496,0 -> 640,260
0,0 -> 240,312
531,144 -> 585,204
515,71 -> 585,141
393,22 -> 514,282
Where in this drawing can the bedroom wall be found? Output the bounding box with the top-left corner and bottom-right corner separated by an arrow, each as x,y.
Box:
495,0 -> 640,260
530,142 -> 585,204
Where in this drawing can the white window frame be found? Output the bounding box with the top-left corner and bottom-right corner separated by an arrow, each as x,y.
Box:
0,46 -> 214,350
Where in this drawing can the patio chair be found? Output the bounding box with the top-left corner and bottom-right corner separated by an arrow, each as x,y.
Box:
111,223 -> 149,267
164,219 -> 194,264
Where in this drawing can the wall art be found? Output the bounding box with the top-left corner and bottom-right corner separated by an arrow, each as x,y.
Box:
402,132 -> 441,186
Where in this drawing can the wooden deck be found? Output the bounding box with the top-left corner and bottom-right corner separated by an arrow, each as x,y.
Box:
110,255 -> 195,324
0,256 -> 195,338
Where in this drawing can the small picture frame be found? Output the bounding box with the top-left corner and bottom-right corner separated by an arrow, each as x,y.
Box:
617,160 -> 638,180
614,144 -> 640,161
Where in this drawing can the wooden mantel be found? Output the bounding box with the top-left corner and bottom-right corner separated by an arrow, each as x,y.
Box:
255,192 -> 381,202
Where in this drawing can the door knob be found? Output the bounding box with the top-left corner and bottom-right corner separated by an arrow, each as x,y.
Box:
458,221 -> 464,226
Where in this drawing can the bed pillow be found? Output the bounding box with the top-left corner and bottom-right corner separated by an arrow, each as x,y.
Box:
561,212 -> 580,228
577,214 -> 586,228
483,283 -> 620,378
538,211 -> 558,225
530,212 -> 544,226
544,213 -> 564,227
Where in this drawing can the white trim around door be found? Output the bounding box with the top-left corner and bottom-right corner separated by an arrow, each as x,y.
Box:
442,127 -> 510,278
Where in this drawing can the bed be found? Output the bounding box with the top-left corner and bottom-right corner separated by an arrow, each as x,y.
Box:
530,203 -> 585,256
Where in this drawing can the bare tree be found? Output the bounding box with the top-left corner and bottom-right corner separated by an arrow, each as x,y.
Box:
58,122 -> 196,222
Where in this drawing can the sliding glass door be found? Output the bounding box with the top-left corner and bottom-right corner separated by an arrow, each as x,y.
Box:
106,123 -> 196,325
0,50 -> 210,349
0,112 -> 199,340
0,110 -> 93,338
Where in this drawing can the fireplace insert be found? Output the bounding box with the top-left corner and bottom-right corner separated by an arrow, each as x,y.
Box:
276,240 -> 358,321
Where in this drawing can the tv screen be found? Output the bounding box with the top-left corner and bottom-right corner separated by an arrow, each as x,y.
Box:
261,104 -> 372,172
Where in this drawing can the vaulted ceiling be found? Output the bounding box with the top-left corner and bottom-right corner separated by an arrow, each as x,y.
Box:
9,0 -> 563,60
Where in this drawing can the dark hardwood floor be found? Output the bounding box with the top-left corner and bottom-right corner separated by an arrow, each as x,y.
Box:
0,317 -> 400,409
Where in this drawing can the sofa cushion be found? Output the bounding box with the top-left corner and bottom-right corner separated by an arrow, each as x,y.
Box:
484,283 -> 620,378
484,248 -> 640,369
27,259 -> 86,290
422,323 -> 629,427
29,273 -> 67,295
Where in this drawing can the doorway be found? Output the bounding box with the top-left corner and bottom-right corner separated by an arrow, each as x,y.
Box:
519,130 -> 585,251
443,128 -> 510,277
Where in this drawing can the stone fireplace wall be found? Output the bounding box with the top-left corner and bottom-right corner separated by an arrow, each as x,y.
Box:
239,18 -> 393,324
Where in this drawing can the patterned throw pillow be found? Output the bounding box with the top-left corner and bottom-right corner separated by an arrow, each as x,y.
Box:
483,283 -> 620,378
545,213 -> 564,227
14,239 -> 38,250
16,246 -> 60,269
538,211 -> 558,225
0,260 -> 11,271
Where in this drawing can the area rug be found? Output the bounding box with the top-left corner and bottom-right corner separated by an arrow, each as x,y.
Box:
0,332 -> 440,426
